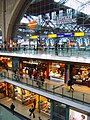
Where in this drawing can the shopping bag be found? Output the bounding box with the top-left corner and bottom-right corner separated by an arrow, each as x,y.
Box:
66,85 -> 70,91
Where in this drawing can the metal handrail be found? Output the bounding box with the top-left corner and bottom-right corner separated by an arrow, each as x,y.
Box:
0,71 -> 90,106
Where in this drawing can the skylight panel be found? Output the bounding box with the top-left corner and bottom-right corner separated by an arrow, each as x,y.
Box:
64,0 -> 90,15
20,17 -> 29,24
64,0 -> 81,10
80,4 -> 90,15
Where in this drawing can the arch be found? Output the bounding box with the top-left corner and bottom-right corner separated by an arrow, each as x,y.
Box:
6,0 -> 33,43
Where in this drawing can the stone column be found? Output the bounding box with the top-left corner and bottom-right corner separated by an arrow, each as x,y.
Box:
65,64 -> 70,83
2,0 -> 6,47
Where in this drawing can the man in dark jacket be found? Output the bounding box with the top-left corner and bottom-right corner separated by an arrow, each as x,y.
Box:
10,103 -> 15,114
29,105 -> 35,118
67,79 -> 74,92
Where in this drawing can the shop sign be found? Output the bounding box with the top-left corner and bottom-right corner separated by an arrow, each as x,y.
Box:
74,32 -> 85,36
57,33 -> 74,37
57,16 -> 76,24
64,33 -> 74,37
57,33 -> 64,37
48,34 -> 57,38
39,35 -> 48,39
85,32 -> 90,36
30,35 -> 38,39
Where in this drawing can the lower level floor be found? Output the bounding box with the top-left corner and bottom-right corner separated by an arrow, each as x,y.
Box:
0,83 -> 90,120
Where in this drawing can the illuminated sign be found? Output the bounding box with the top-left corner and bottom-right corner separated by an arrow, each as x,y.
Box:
57,34 -> 64,37
48,34 -> 57,38
74,32 -> 85,36
64,33 -> 74,37
30,36 -> 38,39
57,33 -> 74,37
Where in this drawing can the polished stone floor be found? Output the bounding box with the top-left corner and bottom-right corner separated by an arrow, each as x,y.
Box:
0,97 -> 50,120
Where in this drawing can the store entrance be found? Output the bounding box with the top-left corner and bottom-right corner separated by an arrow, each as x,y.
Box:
0,83 -> 6,99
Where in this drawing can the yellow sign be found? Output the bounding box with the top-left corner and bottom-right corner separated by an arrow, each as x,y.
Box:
30,36 -> 38,39
48,34 -> 57,38
74,32 -> 84,36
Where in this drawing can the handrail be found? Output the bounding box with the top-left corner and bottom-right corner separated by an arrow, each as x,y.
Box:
0,47 -> 90,57
0,71 -> 90,106
0,103 -> 31,120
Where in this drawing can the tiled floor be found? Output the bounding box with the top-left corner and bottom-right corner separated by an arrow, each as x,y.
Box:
0,97 -> 50,120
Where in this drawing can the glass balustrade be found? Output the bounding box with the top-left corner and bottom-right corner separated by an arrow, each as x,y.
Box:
0,71 -> 90,106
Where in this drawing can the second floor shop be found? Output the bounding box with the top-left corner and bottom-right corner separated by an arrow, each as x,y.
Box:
0,54 -> 90,87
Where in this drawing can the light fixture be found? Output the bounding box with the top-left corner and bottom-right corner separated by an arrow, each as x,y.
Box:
54,0 -> 60,2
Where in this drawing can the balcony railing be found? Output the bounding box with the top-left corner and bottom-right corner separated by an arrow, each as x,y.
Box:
0,47 -> 90,58
0,71 -> 90,106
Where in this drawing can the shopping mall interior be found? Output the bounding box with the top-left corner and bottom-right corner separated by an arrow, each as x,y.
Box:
0,0 -> 90,120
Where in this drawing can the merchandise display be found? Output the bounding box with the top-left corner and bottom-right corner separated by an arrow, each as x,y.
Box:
49,63 -> 64,82
73,66 -> 90,87
39,98 -> 50,115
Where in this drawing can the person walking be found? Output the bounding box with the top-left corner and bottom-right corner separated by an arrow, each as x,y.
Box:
10,103 -> 15,114
67,79 -> 74,92
29,105 -> 35,118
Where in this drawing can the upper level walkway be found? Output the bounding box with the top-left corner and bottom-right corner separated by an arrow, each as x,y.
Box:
0,49 -> 90,64
0,71 -> 90,114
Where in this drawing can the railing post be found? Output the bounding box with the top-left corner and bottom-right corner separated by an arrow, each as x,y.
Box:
62,87 -> 64,97
8,73 -> 9,79
45,83 -> 47,90
32,79 -> 33,86
53,85 -> 55,93
72,91 -> 73,100
26,78 -> 28,84
4,71 -> 6,78
83,93 -> 85,104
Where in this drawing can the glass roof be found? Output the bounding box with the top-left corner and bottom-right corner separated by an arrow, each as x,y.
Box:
64,0 -> 90,15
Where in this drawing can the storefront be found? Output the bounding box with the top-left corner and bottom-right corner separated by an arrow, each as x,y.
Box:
14,86 -> 50,116
15,87 -> 36,105
6,83 -> 14,98
73,65 -> 90,87
0,57 -> 12,71
0,82 -> 6,98
39,96 -> 50,115
49,62 -> 65,82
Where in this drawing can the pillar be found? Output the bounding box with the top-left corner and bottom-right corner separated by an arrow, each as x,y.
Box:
65,64 -> 70,83
66,105 -> 69,120
2,0 -> 6,47
46,62 -> 50,79
69,64 -> 73,80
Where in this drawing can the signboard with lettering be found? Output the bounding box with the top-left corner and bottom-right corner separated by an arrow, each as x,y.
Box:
57,16 -> 76,24
57,33 -> 74,37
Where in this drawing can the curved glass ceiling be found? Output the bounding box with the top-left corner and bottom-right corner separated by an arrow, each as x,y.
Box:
64,0 -> 90,15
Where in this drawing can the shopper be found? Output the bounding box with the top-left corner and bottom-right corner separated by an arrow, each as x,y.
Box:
10,103 -> 15,114
67,79 -> 74,92
28,68 -> 33,78
39,117 -> 42,120
40,76 -> 45,86
29,105 -> 35,118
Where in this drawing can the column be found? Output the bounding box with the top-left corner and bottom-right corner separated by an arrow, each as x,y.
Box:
65,64 -> 70,83
69,64 -> 73,80
38,95 -> 40,113
66,105 -> 69,120
46,62 -> 50,79
87,113 -> 90,120
12,58 -> 20,72
2,0 -> 6,47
